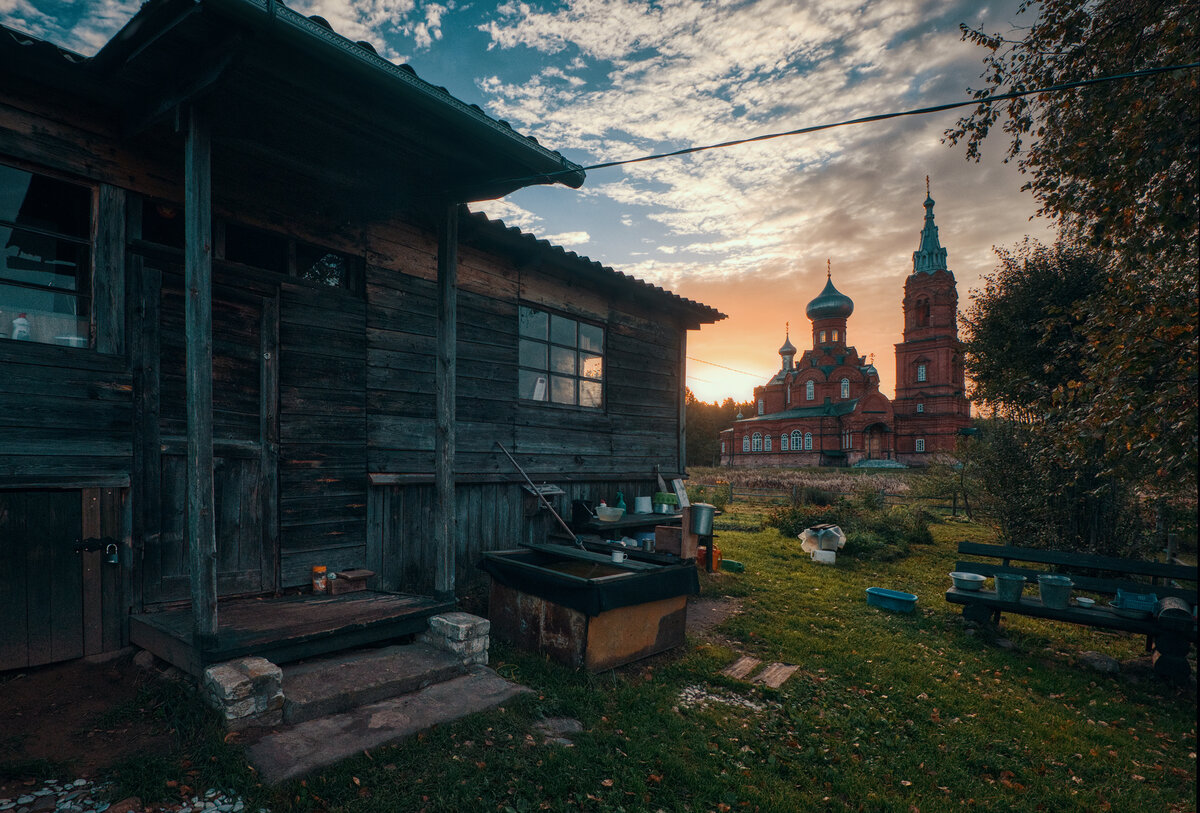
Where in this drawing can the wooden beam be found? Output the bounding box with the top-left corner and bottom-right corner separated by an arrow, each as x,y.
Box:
434,202 -> 458,601
678,329 -> 687,474
184,106 -> 217,644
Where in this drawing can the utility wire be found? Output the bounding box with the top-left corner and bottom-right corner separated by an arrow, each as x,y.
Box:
505,62 -> 1199,186
687,356 -> 769,378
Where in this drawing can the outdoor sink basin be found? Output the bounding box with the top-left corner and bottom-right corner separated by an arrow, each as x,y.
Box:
866,587 -> 918,613
949,571 -> 986,591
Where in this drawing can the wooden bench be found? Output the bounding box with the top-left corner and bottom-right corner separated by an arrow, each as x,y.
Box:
945,542 -> 1197,681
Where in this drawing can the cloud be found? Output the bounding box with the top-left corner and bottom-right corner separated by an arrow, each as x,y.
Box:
542,230 -> 591,246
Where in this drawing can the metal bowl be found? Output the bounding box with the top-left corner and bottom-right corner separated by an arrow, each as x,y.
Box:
949,571 -> 986,591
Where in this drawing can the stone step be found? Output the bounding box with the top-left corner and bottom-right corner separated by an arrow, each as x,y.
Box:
248,666 -> 532,783
281,642 -> 467,724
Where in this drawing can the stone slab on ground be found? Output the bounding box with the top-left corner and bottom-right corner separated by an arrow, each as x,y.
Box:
248,666 -> 531,783
720,656 -> 762,680
753,663 -> 799,688
282,642 -> 465,724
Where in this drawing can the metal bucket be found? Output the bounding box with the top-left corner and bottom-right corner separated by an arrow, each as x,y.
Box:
994,573 -> 1025,603
690,503 -> 715,536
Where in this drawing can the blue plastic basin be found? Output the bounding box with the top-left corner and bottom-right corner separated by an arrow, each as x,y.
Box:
866,587 -> 918,613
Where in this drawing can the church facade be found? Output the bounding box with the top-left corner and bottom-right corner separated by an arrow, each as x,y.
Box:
718,190 -> 971,467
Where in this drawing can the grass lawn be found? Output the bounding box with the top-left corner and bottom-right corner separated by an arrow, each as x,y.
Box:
111,505 -> 1199,812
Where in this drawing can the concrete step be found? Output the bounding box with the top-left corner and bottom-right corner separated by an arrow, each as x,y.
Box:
248,665 -> 532,783
281,642 -> 466,724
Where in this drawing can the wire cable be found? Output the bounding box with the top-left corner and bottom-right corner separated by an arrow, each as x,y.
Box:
504,62 -> 1199,187
687,356 -> 770,378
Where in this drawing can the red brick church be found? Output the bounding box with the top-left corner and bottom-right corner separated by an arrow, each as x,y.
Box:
718,188 -> 971,467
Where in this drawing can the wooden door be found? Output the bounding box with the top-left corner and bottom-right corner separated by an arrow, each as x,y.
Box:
0,490 -> 84,669
865,425 -> 886,459
141,269 -> 279,606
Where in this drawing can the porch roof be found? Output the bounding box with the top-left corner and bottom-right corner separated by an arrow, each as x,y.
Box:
0,0 -> 585,204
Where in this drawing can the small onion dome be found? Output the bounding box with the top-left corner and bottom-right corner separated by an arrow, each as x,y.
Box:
805,277 -> 854,320
778,334 -> 796,355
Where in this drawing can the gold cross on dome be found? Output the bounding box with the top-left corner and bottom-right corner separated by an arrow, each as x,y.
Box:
925,175 -> 930,196
826,258 -> 831,279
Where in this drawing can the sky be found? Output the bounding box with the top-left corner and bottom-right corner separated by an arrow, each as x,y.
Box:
5,0 -> 1058,402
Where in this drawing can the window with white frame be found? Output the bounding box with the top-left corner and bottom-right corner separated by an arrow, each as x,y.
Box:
1,162 -> 93,348
832,329 -> 839,342
757,399 -> 764,415
840,378 -> 849,399
805,380 -> 814,400
916,363 -> 926,383
752,432 -> 762,452
819,330 -> 826,343
916,402 -> 924,413
791,429 -> 802,450
742,435 -> 749,452
764,434 -> 772,451
780,433 -> 789,451
804,432 -> 812,451
721,440 -> 726,454
915,438 -> 925,452
518,306 -> 604,408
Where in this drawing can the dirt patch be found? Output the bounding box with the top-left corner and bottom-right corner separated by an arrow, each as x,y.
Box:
0,652 -> 174,797
686,596 -> 743,643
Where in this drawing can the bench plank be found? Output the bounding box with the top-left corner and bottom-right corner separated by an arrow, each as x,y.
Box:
956,542 -> 1196,583
945,588 -> 1197,638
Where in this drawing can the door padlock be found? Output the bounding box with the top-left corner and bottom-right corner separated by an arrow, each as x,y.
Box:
104,543 -> 119,565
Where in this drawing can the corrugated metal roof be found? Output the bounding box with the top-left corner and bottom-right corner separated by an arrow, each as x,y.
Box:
736,399 -> 859,422
464,210 -> 726,325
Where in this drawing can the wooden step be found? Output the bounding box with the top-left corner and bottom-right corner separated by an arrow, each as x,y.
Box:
281,642 -> 467,724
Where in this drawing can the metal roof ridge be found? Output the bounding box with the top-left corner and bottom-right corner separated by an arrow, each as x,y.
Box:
464,209 -> 726,321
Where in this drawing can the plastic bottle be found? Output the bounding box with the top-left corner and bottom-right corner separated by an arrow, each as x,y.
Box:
615,491 -> 626,510
12,313 -> 30,340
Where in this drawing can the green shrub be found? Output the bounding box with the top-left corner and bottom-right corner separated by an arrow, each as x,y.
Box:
764,502 -> 854,538
763,499 -> 932,561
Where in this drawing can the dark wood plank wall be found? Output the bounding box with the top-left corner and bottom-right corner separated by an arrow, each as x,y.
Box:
278,282 -> 368,587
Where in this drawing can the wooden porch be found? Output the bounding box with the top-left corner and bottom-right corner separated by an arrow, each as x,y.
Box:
129,591 -> 455,677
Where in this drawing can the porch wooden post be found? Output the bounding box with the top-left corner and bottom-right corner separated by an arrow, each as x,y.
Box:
434,202 -> 458,601
184,106 -> 217,643
678,330 -> 687,474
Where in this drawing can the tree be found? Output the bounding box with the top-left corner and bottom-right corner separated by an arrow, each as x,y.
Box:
684,389 -> 752,468
962,240 -> 1150,554
947,0 -> 1198,496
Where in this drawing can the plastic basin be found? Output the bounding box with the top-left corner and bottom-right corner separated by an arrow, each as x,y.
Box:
866,587 -> 917,613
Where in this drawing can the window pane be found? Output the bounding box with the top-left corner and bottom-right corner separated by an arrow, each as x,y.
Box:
224,223 -> 288,272
580,380 -> 602,407
142,200 -> 185,248
0,165 -> 90,238
550,314 -> 576,346
579,323 -> 603,352
1,226 -> 88,290
1,281 -> 89,346
519,338 -> 547,370
519,369 -> 548,401
296,246 -> 348,288
550,375 -> 576,405
580,352 -> 602,380
550,346 -> 576,375
519,306 -> 547,339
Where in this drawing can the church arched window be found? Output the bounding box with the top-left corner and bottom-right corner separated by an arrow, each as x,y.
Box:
832,329 -> 839,342
764,434 -> 772,452
840,378 -> 850,399
805,380 -> 815,400
780,433 -> 789,451
757,399 -> 764,415
916,363 -> 926,383
916,297 -> 930,327
804,432 -> 813,451
752,432 -> 762,452
791,430 -> 803,450
915,438 -> 926,453
742,435 -> 749,452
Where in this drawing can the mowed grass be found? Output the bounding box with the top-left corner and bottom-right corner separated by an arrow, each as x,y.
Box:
100,505 -> 1196,812
248,506 -> 1196,813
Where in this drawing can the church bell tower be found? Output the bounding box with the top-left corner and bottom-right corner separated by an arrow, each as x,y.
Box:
893,180 -> 970,458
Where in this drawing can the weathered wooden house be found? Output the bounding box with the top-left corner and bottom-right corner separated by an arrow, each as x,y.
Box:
0,0 -> 723,674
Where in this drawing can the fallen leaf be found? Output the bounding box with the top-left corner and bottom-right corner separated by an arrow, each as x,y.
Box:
601,779 -> 614,787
